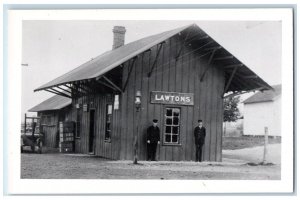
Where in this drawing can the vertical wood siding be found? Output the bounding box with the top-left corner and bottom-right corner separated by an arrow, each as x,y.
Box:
39,111 -> 59,148
65,34 -> 224,161
71,93 -> 122,159
120,35 -> 225,161
39,106 -> 72,148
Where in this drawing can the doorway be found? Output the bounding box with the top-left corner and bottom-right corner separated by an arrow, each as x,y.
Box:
89,109 -> 95,154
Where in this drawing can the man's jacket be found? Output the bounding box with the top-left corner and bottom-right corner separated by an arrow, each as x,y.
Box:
147,126 -> 160,143
194,126 -> 206,145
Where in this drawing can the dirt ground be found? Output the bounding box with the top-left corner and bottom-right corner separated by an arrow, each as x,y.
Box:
223,144 -> 281,165
21,150 -> 280,180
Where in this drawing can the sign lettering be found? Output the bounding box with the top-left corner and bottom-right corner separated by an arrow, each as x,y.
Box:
150,91 -> 194,106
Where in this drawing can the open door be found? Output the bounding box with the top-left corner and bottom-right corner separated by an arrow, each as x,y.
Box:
89,109 -> 95,154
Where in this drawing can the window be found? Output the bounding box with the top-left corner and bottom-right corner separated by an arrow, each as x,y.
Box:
164,107 -> 180,144
105,104 -> 113,142
76,109 -> 81,138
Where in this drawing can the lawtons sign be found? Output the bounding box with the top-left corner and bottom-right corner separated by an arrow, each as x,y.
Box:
150,91 -> 194,106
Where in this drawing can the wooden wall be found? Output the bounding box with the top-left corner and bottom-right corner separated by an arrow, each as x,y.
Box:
39,106 -> 73,148
63,34 -> 225,161
120,34 -> 225,161
39,111 -> 59,148
70,93 -> 122,159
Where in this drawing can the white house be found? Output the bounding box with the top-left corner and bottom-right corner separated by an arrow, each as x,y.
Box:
243,85 -> 281,137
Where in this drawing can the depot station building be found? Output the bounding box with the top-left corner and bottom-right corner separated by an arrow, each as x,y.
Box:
30,24 -> 272,161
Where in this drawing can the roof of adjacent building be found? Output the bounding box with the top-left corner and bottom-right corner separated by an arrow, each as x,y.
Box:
34,24 -> 272,93
28,95 -> 72,112
243,84 -> 281,104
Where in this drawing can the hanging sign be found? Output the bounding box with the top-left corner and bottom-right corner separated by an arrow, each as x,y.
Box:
150,91 -> 194,106
83,104 -> 88,112
114,95 -> 119,110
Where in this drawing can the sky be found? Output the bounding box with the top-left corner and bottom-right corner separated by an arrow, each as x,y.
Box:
22,20 -> 282,119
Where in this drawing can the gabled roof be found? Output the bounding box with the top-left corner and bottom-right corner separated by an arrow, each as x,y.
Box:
34,24 -> 272,94
243,84 -> 281,104
28,95 -> 71,112
34,24 -> 191,91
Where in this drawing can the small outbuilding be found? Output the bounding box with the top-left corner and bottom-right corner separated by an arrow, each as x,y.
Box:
243,84 -> 281,137
29,95 -> 72,148
33,24 -> 272,161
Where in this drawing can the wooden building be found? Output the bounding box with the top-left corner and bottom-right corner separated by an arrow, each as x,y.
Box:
33,24 -> 272,161
29,95 -> 72,148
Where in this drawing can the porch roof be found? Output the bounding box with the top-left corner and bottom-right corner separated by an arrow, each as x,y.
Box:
29,95 -> 72,112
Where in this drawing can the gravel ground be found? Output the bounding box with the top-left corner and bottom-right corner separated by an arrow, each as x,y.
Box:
21,152 -> 280,180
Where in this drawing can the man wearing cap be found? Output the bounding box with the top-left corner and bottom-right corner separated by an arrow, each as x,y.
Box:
194,120 -> 206,162
147,119 -> 161,161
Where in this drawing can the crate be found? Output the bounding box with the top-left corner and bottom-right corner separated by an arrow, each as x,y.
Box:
59,132 -> 74,142
59,141 -> 74,153
59,121 -> 75,142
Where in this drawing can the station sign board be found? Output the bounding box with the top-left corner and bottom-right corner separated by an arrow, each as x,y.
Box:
150,91 -> 194,106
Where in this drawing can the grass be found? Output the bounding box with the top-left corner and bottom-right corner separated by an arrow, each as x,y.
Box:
222,135 -> 281,150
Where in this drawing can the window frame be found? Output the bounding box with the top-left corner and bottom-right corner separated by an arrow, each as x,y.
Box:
163,106 -> 181,146
104,103 -> 113,143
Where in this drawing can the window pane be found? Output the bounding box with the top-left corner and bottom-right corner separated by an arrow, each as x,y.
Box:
107,105 -> 113,114
166,108 -> 172,116
172,126 -> 179,134
165,126 -> 171,133
164,107 -> 181,144
105,130 -> 111,140
105,104 -> 113,141
166,118 -> 172,125
76,122 -> 80,137
173,109 -> 180,116
172,135 -> 178,143
107,115 -> 111,123
173,117 -> 179,125
165,134 -> 171,142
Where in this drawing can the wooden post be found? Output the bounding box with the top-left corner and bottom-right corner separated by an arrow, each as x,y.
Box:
31,119 -> 36,152
133,135 -> 138,164
133,111 -> 140,164
263,127 -> 268,164
133,91 -> 141,164
24,113 -> 27,134
31,118 -> 34,137
157,140 -> 160,161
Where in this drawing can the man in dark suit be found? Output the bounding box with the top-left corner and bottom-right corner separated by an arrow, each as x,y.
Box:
194,120 -> 206,162
147,119 -> 160,161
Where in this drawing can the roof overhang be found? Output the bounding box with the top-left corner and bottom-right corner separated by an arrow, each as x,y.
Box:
33,24 -> 272,97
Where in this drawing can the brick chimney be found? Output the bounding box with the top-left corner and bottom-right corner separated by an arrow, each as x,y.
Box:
112,26 -> 126,49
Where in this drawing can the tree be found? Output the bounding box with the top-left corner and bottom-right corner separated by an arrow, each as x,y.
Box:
223,96 -> 241,136
224,96 -> 241,122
